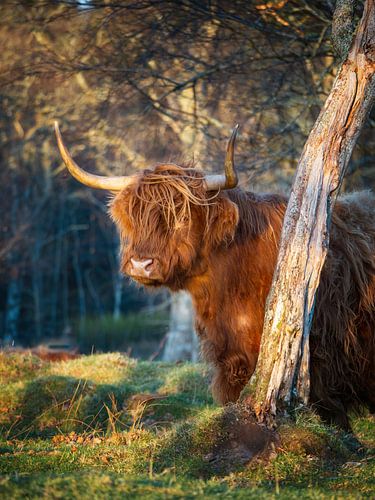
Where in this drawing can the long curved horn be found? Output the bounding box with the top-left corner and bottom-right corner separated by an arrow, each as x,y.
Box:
54,121 -> 136,191
204,124 -> 239,191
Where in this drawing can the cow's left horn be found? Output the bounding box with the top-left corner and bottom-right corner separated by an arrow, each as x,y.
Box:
204,124 -> 239,191
54,121 -> 136,191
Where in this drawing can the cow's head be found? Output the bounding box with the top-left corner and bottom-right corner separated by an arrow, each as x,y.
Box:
54,122 -> 239,289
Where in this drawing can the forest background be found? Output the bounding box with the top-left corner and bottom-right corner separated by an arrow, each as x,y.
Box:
1,0 -> 374,358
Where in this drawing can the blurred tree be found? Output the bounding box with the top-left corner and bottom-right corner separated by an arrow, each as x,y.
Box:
162,291 -> 198,362
0,0 -> 373,353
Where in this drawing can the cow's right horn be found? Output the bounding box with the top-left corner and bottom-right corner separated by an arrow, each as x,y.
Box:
54,121 -> 136,191
204,125 -> 239,191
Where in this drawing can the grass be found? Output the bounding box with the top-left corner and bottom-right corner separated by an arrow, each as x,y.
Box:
0,351 -> 374,499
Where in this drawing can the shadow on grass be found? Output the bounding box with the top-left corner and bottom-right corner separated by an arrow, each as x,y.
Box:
2,356 -> 213,440
9,375 -> 132,438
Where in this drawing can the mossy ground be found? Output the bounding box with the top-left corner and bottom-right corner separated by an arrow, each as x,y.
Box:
0,352 -> 374,499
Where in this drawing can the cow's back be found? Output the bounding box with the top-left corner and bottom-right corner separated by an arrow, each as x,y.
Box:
310,190 -> 375,427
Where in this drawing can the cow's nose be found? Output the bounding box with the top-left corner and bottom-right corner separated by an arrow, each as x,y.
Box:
130,258 -> 154,277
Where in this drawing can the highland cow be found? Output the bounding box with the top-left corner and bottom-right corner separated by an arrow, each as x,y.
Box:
55,123 -> 375,429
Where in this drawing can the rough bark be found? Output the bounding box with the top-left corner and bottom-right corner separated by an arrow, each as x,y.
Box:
248,0 -> 375,425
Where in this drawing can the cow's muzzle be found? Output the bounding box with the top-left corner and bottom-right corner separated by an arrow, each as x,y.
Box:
129,258 -> 154,278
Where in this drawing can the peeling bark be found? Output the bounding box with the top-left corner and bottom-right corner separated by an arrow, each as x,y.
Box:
249,0 -> 375,425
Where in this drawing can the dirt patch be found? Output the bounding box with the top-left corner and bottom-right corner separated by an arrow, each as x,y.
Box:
203,404 -> 277,473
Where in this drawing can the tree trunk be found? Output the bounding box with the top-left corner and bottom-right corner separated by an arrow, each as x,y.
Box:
31,237 -> 43,343
162,291 -> 198,362
155,82 -> 204,363
73,227 -> 86,336
4,266 -> 21,345
248,0 -> 375,425
113,235 -> 123,320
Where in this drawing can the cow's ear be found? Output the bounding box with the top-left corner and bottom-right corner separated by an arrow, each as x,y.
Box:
109,191 -> 132,235
208,196 -> 239,247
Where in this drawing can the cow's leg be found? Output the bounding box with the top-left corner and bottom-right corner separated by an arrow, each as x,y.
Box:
211,353 -> 255,405
212,368 -> 244,403
196,322 -> 258,405
310,400 -> 351,431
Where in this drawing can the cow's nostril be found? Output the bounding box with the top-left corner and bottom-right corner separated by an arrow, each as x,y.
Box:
144,259 -> 153,270
130,258 -> 153,271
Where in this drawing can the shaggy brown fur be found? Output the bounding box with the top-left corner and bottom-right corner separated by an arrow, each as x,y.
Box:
110,165 -> 375,429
